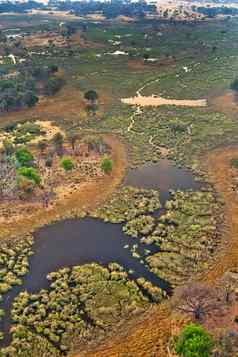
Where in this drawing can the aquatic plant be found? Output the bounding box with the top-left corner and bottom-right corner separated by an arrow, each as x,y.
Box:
7,263 -> 151,355
123,215 -> 155,238
92,186 -> 161,223
146,190 -> 222,287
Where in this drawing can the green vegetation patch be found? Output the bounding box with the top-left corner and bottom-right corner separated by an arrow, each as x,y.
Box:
175,324 -> 214,357
146,190 -> 222,287
4,263 -> 149,356
92,186 -> 161,223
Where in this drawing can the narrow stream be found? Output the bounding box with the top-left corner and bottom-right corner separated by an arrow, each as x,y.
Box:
0,159 -> 203,347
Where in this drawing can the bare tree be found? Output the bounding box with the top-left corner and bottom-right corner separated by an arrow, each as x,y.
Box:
172,283 -> 224,321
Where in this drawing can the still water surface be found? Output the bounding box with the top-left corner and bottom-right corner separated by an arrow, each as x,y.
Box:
0,159 -> 202,346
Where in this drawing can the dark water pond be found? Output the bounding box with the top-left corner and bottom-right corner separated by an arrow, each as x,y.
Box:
125,159 -> 202,204
0,159 -> 203,346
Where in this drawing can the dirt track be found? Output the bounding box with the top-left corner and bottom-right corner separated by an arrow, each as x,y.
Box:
71,145 -> 238,357
121,94 -> 207,107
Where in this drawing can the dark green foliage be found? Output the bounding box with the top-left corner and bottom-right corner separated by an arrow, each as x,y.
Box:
231,78 -> 238,91
15,147 -> 34,167
44,76 -> 64,96
84,90 -> 98,103
60,157 -> 74,171
175,324 -> 213,357
101,157 -> 113,174
231,158 -> 238,169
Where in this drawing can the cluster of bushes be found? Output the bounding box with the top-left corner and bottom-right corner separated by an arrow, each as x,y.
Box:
123,215 -> 156,238
92,186 -> 161,223
14,147 -> 41,196
56,0 -> 156,19
175,323 -> 238,357
0,64 -> 63,113
3,263 -> 149,355
0,235 -> 33,340
146,190 -> 222,287
175,324 -> 214,357
197,6 -> 238,18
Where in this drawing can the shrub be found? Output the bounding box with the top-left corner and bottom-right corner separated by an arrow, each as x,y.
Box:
231,78 -> 238,92
44,76 -> 64,96
15,147 -> 34,167
231,158 -> 238,169
17,167 -> 41,185
61,157 -> 74,171
84,90 -> 98,103
101,157 -> 113,174
45,156 -> 53,168
17,122 -> 41,136
3,139 -> 14,156
175,324 -> 213,357
17,176 -> 35,196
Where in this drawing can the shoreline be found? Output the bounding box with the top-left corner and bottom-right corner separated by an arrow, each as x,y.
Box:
71,145 -> 238,357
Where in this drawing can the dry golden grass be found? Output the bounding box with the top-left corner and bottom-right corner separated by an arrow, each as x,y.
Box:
0,135 -> 127,240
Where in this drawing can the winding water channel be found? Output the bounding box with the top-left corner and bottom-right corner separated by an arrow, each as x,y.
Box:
0,159 -> 202,346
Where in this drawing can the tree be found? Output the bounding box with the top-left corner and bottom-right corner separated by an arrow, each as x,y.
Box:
175,324 -> 213,357
231,78 -> 238,92
172,283 -> 223,321
15,147 -> 34,167
38,140 -> 48,155
44,76 -> 63,96
143,53 -> 150,62
67,131 -> 79,151
2,139 -> 14,156
17,175 -> 35,197
101,157 -> 113,174
84,90 -> 98,104
52,132 -> 64,156
21,91 -> 38,108
60,157 -> 74,171
17,167 -> 41,185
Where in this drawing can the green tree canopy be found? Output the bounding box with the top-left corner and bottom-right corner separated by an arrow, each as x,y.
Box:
15,147 -> 34,167
17,167 -> 41,185
101,157 -> 113,174
61,157 -> 74,171
231,78 -> 238,92
84,90 -> 98,103
175,324 -> 213,357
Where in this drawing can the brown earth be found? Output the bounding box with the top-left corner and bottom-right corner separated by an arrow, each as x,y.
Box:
122,94 -> 207,107
71,145 -> 238,357
0,85 -> 109,129
209,90 -> 238,118
0,135 -> 126,240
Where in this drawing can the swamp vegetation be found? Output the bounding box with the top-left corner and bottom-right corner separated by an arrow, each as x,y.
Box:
0,11 -> 238,357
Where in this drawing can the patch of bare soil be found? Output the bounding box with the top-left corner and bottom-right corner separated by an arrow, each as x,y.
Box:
22,32 -> 66,48
122,94 -> 207,107
71,145 -> 238,357
127,59 -> 148,71
209,90 -> 238,117
116,15 -> 136,22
